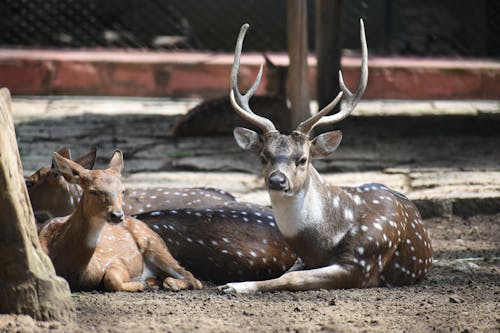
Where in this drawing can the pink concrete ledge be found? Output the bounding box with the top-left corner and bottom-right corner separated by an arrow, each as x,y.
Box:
0,49 -> 498,99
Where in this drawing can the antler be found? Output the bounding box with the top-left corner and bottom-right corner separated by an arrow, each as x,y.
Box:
230,24 -> 277,134
296,19 -> 369,135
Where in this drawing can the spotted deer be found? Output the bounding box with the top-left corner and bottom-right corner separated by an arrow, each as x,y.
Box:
135,202 -> 297,283
27,147 -> 237,226
26,147 -> 96,223
39,150 -> 202,291
219,20 -> 433,293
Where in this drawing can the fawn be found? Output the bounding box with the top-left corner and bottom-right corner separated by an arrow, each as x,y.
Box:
219,20 -> 432,293
26,147 -> 96,223
38,150 -> 202,291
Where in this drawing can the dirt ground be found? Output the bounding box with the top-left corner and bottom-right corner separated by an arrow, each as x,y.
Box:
1,214 -> 498,333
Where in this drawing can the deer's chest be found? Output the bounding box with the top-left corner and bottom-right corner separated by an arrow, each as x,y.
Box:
79,225 -> 144,288
284,226 -> 350,268
270,189 -> 326,239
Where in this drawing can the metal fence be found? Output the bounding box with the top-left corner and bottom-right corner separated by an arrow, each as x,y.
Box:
0,0 -> 498,57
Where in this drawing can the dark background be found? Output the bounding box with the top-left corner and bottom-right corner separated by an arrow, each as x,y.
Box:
0,0 -> 498,57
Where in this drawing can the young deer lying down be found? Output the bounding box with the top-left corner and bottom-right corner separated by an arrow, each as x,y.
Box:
26,147 -> 96,223
219,20 -> 432,293
39,151 -> 202,292
27,147 -> 236,225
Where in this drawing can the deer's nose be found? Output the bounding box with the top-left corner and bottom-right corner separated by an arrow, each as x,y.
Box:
109,209 -> 124,223
267,171 -> 289,191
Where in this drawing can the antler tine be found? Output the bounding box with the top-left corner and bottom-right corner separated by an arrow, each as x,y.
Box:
230,24 -> 276,133
297,19 -> 368,135
295,91 -> 343,134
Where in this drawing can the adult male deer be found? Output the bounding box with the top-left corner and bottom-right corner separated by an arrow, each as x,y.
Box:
39,151 -> 202,291
219,21 -> 433,293
27,147 -> 236,225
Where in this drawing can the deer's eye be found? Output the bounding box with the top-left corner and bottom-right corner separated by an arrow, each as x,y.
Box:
296,157 -> 307,166
89,190 -> 99,196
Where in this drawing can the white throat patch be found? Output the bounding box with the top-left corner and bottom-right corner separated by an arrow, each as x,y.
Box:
270,185 -> 325,238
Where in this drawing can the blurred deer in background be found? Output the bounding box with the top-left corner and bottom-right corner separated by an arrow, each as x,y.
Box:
39,150 -> 202,291
220,20 -> 433,293
172,54 -> 291,137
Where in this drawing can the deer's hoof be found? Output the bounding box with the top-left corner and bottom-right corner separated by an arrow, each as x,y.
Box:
163,277 -> 183,291
217,282 -> 256,294
217,284 -> 237,294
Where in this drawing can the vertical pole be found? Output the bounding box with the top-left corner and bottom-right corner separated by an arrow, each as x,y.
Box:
287,0 -> 311,128
316,0 -> 342,111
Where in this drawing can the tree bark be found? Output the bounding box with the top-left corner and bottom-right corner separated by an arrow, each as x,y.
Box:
316,0 -> 342,111
287,0 -> 311,128
0,88 -> 73,321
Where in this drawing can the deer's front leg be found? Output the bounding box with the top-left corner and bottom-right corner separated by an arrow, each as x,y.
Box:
219,264 -> 359,294
143,231 -> 203,290
103,263 -> 145,292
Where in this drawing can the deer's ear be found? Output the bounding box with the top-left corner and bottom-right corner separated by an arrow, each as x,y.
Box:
108,150 -> 124,175
52,152 -> 86,184
263,53 -> 277,70
56,147 -> 72,160
75,147 -> 97,170
233,127 -> 262,153
311,130 -> 342,159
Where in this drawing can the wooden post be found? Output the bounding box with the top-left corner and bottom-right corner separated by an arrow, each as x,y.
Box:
287,0 -> 311,128
316,0 -> 342,111
0,88 -> 73,321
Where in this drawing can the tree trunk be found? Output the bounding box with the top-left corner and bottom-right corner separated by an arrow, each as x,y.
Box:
0,88 -> 73,321
316,0 -> 342,111
287,0 -> 311,128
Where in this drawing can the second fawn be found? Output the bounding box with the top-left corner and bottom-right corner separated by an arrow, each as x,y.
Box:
219,21 -> 432,293
39,150 -> 202,291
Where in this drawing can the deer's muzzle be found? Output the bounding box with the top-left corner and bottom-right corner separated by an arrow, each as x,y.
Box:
267,171 -> 290,192
109,209 -> 124,224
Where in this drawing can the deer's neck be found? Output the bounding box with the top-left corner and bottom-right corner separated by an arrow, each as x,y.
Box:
54,183 -> 81,216
65,182 -> 82,211
51,200 -> 106,276
269,166 -> 354,247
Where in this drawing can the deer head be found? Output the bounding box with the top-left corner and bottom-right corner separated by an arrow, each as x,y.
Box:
231,20 -> 368,196
27,147 -> 96,222
53,150 -> 126,224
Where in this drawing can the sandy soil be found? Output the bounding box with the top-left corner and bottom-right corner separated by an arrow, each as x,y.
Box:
1,214 -> 498,332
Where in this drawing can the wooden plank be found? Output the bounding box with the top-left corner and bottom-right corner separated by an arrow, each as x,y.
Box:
315,0 -> 342,111
287,0 -> 311,127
